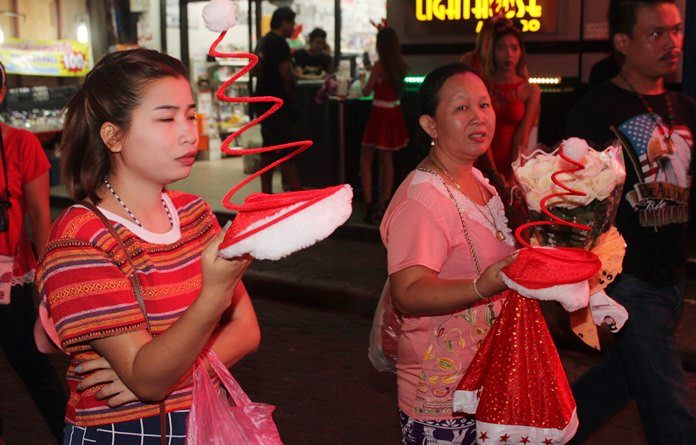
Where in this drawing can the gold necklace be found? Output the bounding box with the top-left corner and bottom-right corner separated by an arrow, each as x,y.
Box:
428,155 -> 506,241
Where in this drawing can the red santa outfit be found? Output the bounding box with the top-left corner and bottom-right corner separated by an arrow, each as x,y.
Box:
361,76 -> 409,151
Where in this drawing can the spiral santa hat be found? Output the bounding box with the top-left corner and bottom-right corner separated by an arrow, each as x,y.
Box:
202,0 -> 352,261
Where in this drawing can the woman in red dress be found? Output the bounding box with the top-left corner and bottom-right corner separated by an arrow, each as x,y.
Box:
360,26 -> 409,224
482,19 -> 540,190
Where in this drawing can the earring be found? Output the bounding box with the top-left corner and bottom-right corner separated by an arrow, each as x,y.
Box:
430,139 -> 436,147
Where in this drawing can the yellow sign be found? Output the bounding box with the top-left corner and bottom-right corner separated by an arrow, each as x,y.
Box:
415,0 -> 544,32
0,38 -> 92,77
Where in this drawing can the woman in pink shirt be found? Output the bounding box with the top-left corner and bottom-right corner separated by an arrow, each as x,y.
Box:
380,64 -> 516,444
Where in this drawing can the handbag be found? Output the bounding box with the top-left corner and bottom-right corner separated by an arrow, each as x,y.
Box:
187,349 -> 283,445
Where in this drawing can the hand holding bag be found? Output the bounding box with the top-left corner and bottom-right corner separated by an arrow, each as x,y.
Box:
187,349 -> 282,445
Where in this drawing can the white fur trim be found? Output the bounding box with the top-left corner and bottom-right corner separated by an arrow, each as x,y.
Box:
202,0 -> 237,32
11,270 -> 34,287
219,185 -> 353,260
500,272 -> 589,312
473,409 -> 579,444
452,388 -> 480,414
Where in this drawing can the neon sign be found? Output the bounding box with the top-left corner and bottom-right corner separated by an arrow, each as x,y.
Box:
415,0 -> 544,33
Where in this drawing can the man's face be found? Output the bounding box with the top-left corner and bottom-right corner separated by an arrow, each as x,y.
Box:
616,2 -> 683,78
280,19 -> 295,38
309,37 -> 326,54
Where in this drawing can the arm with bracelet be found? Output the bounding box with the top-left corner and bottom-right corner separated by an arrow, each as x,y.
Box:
383,188 -> 515,317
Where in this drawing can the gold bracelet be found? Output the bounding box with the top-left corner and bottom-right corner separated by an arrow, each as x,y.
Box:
473,277 -> 486,300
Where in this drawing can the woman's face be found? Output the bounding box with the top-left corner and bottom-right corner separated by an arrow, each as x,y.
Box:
421,72 -> 495,162
494,33 -> 522,72
113,76 -> 199,185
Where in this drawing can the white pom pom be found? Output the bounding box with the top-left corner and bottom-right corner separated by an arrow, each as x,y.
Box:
203,0 -> 236,32
561,137 -> 590,164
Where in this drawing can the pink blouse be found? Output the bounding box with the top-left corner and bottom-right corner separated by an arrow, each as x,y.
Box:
380,168 -> 515,420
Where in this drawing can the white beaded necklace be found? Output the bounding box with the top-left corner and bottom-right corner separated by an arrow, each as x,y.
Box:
104,176 -> 173,229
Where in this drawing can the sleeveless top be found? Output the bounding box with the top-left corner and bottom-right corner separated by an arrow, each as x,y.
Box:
490,81 -> 526,180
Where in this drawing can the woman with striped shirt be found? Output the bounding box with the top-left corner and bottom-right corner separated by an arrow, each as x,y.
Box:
35,49 -> 260,444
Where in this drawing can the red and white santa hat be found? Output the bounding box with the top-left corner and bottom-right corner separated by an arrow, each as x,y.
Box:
218,185 -> 352,260
501,247 -> 601,312
203,0 -> 353,260
453,293 -> 579,445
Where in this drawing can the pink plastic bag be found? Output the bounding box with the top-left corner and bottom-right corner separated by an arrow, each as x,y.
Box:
367,280 -> 401,373
187,349 -> 283,445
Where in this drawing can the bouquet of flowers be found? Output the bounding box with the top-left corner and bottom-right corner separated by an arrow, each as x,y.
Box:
513,138 -> 626,249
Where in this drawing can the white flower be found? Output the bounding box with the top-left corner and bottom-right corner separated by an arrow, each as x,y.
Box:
580,154 -> 604,177
593,169 -> 616,200
203,0 -> 237,32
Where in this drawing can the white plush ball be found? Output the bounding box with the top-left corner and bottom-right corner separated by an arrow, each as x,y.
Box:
203,0 -> 237,32
562,137 -> 590,164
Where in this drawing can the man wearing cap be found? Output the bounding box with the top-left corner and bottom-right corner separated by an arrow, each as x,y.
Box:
565,1 -> 696,443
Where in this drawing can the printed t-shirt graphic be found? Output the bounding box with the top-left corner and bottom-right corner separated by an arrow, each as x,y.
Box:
618,113 -> 692,227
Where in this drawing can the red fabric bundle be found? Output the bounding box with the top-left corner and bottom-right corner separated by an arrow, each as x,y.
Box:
454,247 -> 600,444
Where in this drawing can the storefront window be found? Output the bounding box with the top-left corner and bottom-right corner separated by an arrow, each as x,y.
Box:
340,0 -> 385,69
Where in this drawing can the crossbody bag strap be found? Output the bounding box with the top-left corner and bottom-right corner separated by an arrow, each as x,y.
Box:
81,202 -> 152,334
416,167 -> 482,276
81,201 -> 167,445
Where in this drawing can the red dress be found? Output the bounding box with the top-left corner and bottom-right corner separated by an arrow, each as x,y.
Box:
361,76 -> 409,151
490,81 -> 526,179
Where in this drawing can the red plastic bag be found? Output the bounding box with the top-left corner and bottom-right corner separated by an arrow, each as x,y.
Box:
187,349 -> 283,445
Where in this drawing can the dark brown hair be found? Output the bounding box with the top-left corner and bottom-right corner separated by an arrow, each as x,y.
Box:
483,18 -> 529,83
376,27 -> 408,95
61,48 -> 187,204
609,0 -> 676,40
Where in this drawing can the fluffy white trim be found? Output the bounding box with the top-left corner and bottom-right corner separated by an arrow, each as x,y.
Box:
11,270 -> 34,287
500,272 -> 589,312
219,185 -> 353,260
452,388 -> 480,414
473,409 -> 579,444
202,0 -> 236,32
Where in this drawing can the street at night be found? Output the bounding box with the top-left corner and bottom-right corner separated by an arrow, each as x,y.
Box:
4,291 -> 696,445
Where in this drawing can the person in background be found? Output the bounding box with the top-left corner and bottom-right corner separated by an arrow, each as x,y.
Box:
459,18 -> 497,76
35,48 -> 259,444
360,26 -> 409,224
294,28 -> 334,79
254,6 -> 301,193
381,63 -> 515,444
0,61 -> 67,444
565,1 -> 696,443
481,18 -> 540,191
